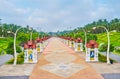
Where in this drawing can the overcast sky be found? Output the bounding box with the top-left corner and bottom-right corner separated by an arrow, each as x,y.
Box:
0,0 -> 120,32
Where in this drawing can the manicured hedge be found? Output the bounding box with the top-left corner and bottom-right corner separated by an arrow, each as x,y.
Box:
98,53 -> 116,63
6,52 -> 24,64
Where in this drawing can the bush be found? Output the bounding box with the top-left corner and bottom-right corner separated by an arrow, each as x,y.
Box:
98,53 -> 116,62
99,43 -> 114,52
6,52 -> 24,64
17,52 -> 24,64
6,42 -> 22,56
17,52 -> 24,58
6,58 -> 24,64
6,58 -> 14,64
114,47 -> 120,53
98,53 -> 107,62
17,58 -> 24,64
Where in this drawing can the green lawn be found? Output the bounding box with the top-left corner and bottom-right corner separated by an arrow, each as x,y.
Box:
96,32 -> 120,46
96,32 -> 120,55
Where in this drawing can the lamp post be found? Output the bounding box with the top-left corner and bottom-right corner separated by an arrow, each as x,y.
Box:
0,19 -> 4,37
29,27 -> 33,41
82,29 -> 87,53
93,26 -> 110,64
0,19 -> 1,37
7,27 -> 22,65
36,27 -> 41,38
38,27 -> 41,38
42,28 -> 44,38
67,26 -> 71,37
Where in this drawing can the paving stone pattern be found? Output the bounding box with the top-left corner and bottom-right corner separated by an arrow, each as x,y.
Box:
29,37 -> 104,79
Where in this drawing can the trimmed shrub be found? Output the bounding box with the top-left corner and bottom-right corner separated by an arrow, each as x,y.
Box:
98,53 -> 116,62
6,52 -> 24,64
98,53 -> 107,62
99,43 -> 114,52
6,58 -> 14,64
17,52 -> 24,58
6,58 -> 24,64
114,47 -> 120,55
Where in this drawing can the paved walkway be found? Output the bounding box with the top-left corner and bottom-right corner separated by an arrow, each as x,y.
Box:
29,37 -> 104,79
0,76 -> 29,79
0,54 -> 13,66
102,73 -> 120,79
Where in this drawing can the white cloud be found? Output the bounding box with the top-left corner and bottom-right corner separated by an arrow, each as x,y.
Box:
15,8 -> 28,15
27,16 -> 48,25
90,6 -> 114,19
0,0 -> 120,32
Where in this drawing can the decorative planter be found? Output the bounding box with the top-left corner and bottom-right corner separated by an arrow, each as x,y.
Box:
24,41 -> 37,63
36,38 -> 44,53
69,38 -> 75,48
86,40 -> 98,62
75,38 -> 83,52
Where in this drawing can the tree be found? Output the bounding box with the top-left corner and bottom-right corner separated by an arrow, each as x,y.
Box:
6,42 -> 22,57
17,32 -> 29,43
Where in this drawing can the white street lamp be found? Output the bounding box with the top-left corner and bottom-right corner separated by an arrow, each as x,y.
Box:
7,27 -> 22,65
38,27 -> 41,38
93,26 -> 110,64
0,19 -> 4,37
2,29 -> 4,37
82,29 -> 87,53
29,27 -> 33,41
